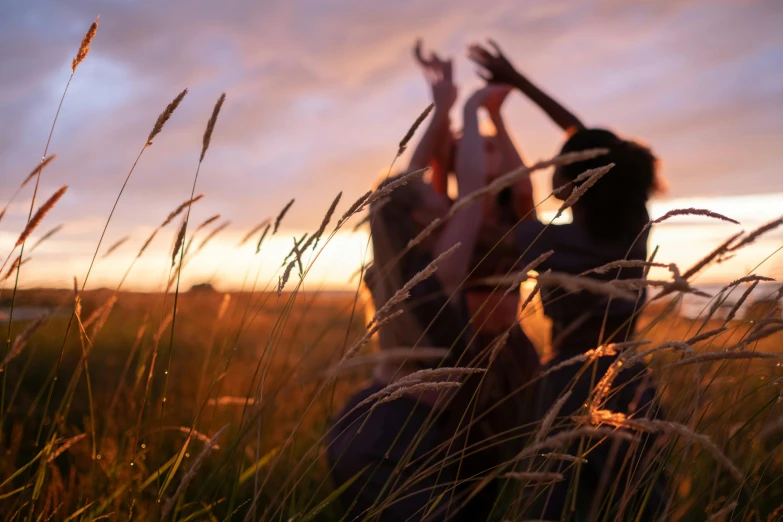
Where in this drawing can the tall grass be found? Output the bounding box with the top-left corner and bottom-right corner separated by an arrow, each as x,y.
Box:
1,16 -> 783,522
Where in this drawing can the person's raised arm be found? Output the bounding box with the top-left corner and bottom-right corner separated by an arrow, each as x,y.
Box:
406,40 -> 457,194
469,40 -> 585,135
484,87 -> 525,174
433,86 -> 508,293
484,91 -> 536,221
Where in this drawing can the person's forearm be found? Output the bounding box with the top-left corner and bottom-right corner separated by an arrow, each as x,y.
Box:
510,72 -> 585,134
491,112 -> 524,173
407,108 -> 451,173
456,107 -> 485,196
491,112 -> 536,221
433,104 -> 484,292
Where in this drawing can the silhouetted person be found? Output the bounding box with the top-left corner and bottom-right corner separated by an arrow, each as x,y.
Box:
470,40 -> 670,521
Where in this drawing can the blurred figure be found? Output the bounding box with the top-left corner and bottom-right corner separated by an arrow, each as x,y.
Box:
411,40 -> 542,519
325,42 -> 541,521
325,46 -> 483,521
441,80 -> 541,520
325,162 -> 473,522
413,38 -> 535,355
469,40 -> 669,520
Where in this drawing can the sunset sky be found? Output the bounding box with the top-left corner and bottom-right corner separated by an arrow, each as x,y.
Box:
1,0 -> 781,292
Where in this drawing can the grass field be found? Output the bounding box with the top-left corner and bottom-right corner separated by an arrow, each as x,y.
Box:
1,288 -> 369,520
1,286 -> 782,520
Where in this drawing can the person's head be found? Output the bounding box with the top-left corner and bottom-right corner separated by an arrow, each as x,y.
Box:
553,128 -> 662,243
364,172 -> 519,345
371,175 -> 449,255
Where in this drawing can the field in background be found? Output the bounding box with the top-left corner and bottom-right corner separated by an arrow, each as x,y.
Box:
1,287 -> 781,520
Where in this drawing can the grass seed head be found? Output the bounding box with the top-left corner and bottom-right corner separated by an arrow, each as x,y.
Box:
72,16 -> 99,73
200,93 -> 226,162
148,88 -> 188,145
16,186 -> 68,248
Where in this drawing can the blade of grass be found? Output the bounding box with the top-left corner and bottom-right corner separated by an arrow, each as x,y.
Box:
141,453 -> 178,491
289,465 -> 369,522
158,438 -> 191,499
238,447 -> 279,486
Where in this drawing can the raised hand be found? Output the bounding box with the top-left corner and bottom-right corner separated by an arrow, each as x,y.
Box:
467,40 -> 520,85
469,38 -> 586,133
465,84 -> 512,115
414,39 -> 457,112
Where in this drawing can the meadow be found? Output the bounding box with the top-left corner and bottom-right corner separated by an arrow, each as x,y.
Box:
1,288 -> 369,520
2,16 -> 783,522
1,287 -> 782,520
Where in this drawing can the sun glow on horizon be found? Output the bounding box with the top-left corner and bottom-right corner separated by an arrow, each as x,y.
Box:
3,191 -> 780,293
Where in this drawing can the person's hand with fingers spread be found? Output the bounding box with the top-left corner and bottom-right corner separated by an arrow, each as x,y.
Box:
414,39 -> 458,113
408,39 -> 458,195
468,39 -> 521,86
468,39 -> 585,134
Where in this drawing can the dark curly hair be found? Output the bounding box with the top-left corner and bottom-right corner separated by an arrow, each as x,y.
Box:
556,128 -> 659,244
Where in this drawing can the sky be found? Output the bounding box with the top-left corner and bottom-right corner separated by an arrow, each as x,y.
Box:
0,0 -> 782,293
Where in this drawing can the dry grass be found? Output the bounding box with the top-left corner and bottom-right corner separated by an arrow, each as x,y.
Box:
148,89 -> 189,146
21,154 -> 58,190
273,199 -> 295,234
71,16 -> 99,73
200,93 -> 226,163
2,276 -> 782,521
398,103 -> 434,155
1,289 -> 367,518
14,186 -> 67,248
1,20 -> 782,522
